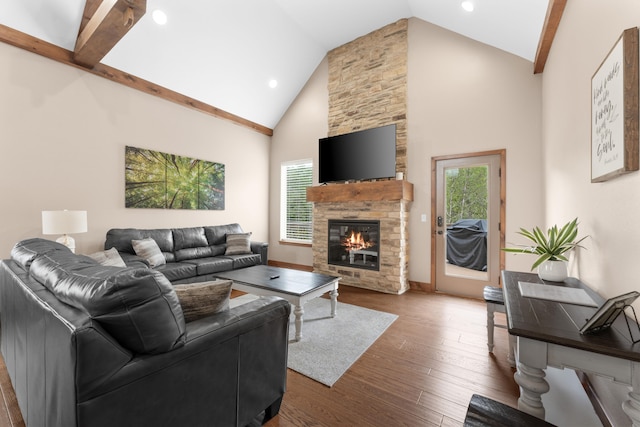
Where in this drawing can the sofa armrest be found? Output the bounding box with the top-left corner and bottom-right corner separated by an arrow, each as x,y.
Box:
186,295 -> 286,343
78,297 -> 290,402
250,241 -> 269,265
76,297 -> 290,427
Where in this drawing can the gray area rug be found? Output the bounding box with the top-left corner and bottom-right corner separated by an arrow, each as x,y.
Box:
230,295 -> 398,387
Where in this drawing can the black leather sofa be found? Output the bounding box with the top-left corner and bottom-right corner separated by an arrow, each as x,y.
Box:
0,238 -> 290,427
104,223 -> 268,284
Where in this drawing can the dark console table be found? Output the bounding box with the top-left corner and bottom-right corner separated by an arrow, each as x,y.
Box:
502,270 -> 640,424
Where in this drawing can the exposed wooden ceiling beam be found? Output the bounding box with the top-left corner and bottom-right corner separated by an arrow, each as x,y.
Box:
533,0 -> 567,74
74,0 -> 146,68
78,0 -> 103,34
0,24 -> 273,136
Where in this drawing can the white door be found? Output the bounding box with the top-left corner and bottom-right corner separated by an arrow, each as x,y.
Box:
433,151 -> 504,298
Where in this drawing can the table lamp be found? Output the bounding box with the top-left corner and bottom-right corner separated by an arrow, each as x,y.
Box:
42,210 -> 88,253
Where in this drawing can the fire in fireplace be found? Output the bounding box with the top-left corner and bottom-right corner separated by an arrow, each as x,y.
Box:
328,220 -> 380,270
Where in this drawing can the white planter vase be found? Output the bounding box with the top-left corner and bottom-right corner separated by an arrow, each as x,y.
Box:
538,260 -> 568,282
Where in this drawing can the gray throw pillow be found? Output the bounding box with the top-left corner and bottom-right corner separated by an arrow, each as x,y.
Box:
174,280 -> 233,322
132,238 -> 166,267
225,232 -> 252,255
88,247 -> 127,267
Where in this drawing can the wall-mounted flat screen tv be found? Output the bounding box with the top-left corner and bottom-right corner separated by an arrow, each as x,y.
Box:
318,124 -> 396,184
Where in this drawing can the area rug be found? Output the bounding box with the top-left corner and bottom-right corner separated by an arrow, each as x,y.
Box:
230,295 -> 398,387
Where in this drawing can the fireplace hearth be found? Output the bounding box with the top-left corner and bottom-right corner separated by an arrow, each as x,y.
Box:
328,220 -> 379,271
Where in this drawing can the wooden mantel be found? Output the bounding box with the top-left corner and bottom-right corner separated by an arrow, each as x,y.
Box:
306,180 -> 414,203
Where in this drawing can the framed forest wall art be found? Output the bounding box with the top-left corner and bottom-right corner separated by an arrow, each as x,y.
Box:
125,146 -> 225,210
591,27 -> 639,183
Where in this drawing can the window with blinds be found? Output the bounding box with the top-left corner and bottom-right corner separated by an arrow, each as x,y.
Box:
280,160 -> 313,243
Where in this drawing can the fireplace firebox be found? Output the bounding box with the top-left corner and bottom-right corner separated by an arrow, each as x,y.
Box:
328,220 -> 380,271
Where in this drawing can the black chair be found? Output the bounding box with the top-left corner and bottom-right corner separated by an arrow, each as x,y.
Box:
464,394 -> 556,426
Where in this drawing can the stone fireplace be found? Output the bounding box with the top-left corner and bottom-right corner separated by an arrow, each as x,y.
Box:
307,20 -> 411,294
307,180 -> 412,294
328,219 -> 380,271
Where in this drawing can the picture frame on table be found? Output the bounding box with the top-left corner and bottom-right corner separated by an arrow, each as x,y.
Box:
591,27 -> 639,183
580,291 -> 640,335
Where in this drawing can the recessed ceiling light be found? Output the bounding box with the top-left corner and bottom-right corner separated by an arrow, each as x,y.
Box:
269,79 -> 278,89
461,1 -> 474,12
152,10 -> 167,25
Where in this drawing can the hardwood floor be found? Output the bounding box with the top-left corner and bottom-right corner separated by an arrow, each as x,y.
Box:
268,287 -> 518,426
0,287 -> 517,427
0,351 -> 22,427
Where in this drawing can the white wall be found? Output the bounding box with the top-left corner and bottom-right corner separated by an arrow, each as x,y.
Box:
270,18 -> 544,283
269,58 -> 328,266
542,0 -> 640,300
0,42 -> 271,258
542,3 -> 640,423
407,18 -> 544,281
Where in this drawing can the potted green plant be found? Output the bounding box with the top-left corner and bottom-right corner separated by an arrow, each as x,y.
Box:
502,218 -> 587,281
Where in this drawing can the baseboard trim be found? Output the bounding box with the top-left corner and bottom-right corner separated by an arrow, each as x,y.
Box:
267,260 -> 313,272
409,280 -> 435,293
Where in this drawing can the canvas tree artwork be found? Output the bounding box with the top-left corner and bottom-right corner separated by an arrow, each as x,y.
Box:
125,146 -> 225,210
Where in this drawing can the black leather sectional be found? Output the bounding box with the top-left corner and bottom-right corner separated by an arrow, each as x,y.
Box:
104,223 -> 268,284
0,238 -> 290,427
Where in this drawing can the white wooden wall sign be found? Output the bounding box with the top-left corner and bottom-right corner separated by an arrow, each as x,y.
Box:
591,27 -> 639,183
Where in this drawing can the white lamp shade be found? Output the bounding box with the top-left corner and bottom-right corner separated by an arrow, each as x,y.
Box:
42,210 -> 88,235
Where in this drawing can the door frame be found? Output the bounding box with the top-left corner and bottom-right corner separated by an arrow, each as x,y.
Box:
430,149 -> 506,289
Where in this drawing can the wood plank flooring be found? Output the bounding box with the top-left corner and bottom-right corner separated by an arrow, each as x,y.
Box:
0,286 -> 517,427
268,287 -> 518,426
0,351 -> 22,427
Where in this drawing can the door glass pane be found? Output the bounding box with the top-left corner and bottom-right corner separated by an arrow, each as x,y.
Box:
444,165 -> 489,281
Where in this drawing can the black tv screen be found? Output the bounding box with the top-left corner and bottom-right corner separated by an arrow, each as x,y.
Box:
318,124 -> 396,183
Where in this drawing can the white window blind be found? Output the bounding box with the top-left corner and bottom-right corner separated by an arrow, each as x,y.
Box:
280,160 -> 313,243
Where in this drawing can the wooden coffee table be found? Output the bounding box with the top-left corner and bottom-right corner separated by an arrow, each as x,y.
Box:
215,265 -> 340,341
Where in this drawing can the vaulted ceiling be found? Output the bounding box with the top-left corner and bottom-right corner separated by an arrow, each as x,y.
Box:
0,0 -> 564,132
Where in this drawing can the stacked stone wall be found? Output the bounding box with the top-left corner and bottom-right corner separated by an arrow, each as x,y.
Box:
313,19 -> 410,294
327,19 -> 408,174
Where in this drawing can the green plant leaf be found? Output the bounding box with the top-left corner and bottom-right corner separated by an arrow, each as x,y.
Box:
502,218 -> 586,271
531,252 -> 553,270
